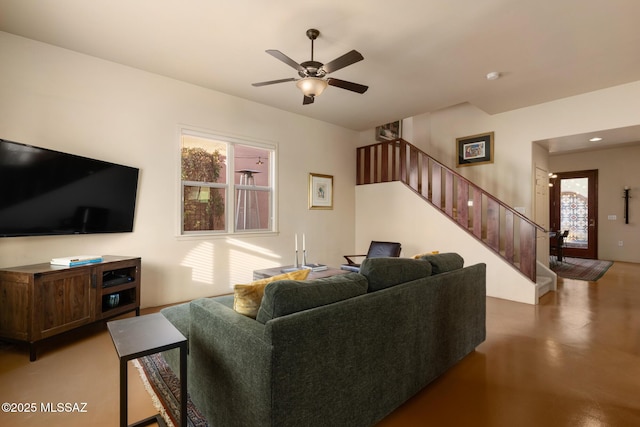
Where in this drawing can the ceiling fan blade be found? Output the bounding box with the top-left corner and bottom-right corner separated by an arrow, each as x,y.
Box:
252,78 -> 296,87
303,95 -> 315,105
266,49 -> 306,73
327,78 -> 368,94
322,50 -> 364,74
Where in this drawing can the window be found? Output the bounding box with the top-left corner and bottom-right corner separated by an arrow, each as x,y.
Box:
180,129 -> 275,235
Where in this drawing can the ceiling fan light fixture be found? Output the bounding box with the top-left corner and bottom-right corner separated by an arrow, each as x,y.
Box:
296,77 -> 328,97
253,29 -> 366,105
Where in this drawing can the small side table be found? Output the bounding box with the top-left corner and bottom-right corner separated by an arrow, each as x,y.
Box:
107,313 -> 187,427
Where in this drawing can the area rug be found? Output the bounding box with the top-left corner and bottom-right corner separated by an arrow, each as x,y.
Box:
551,257 -> 613,281
133,353 -> 209,427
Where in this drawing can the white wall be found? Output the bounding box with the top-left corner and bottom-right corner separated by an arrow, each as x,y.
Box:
532,141 -> 552,262
0,32 -> 359,307
355,182 -> 536,304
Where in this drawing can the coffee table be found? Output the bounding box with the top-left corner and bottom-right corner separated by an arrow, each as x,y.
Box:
107,313 -> 187,427
253,265 -> 348,280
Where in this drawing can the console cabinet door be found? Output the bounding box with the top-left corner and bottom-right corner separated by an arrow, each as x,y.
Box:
34,270 -> 94,340
0,272 -> 31,341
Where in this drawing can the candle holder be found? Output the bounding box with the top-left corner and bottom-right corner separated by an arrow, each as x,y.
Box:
294,250 -> 299,268
302,249 -> 308,266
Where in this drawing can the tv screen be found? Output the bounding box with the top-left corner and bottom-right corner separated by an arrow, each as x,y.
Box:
0,139 -> 139,237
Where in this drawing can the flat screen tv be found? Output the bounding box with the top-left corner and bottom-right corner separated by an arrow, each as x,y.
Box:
0,139 -> 139,237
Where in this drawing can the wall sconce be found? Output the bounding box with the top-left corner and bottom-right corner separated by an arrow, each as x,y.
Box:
624,186 -> 631,224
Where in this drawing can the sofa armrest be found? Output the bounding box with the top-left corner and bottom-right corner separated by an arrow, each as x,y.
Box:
188,297 -> 273,426
190,296 -> 267,344
159,302 -> 191,374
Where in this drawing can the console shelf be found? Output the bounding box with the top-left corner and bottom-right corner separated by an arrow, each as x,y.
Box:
0,255 -> 141,361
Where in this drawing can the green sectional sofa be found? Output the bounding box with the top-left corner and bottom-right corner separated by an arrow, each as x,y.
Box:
160,253 -> 486,427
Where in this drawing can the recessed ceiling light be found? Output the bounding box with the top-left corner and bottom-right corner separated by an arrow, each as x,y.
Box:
589,137 -> 603,142
486,71 -> 501,81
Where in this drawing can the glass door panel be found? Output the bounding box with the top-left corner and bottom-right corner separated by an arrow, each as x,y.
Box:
550,170 -> 598,259
560,178 -> 589,249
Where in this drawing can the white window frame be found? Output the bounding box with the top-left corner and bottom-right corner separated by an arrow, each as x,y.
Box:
178,126 -> 277,237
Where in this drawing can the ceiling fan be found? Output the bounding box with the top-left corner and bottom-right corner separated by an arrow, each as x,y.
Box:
252,28 -> 368,105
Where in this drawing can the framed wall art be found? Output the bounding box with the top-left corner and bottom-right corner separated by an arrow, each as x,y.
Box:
308,173 -> 333,209
456,132 -> 494,167
375,120 -> 402,141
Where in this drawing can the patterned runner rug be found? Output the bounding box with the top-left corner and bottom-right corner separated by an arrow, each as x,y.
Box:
133,353 -> 209,427
551,257 -> 613,281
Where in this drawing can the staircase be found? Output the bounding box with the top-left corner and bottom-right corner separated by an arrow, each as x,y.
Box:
357,139 -> 550,289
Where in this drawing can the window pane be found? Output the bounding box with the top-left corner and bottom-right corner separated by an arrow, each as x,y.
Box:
181,135 -> 227,184
560,178 -> 588,248
183,185 -> 226,232
234,145 -> 270,186
234,145 -> 272,231
235,188 -> 271,230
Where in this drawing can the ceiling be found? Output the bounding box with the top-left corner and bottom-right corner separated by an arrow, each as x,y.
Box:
2,0 -> 640,149
536,124 -> 640,155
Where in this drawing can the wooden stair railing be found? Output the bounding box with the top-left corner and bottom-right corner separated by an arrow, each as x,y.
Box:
356,139 -> 545,282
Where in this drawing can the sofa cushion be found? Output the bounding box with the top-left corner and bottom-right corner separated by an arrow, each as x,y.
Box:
415,253 -> 464,274
256,273 -> 368,324
233,269 -> 310,318
359,257 -> 433,292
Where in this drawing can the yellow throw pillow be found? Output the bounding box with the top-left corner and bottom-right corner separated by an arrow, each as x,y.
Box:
233,269 -> 310,318
411,253 -> 429,259
411,251 -> 439,259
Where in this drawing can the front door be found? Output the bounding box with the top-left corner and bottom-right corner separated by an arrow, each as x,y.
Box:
549,170 -> 598,259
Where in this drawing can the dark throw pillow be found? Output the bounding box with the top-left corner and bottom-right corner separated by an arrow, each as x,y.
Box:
359,257 -> 432,292
256,273 -> 368,324
416,252 -> 464,274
